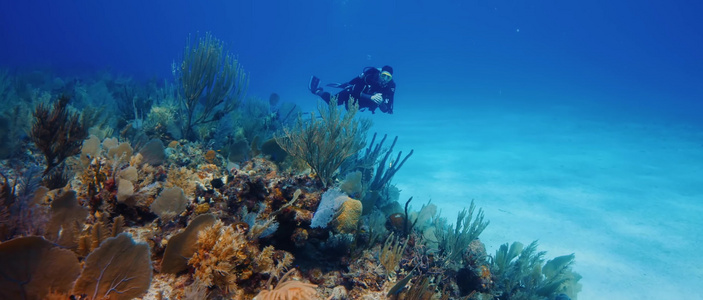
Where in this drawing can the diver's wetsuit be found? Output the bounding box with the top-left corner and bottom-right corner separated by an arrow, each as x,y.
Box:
317,67 -> 395,114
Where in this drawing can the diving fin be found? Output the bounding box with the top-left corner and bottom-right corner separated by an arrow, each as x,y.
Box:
309,76 -> 322,95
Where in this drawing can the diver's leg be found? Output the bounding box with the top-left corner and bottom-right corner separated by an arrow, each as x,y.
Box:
319,91 -> 332,103
336,90 -> 353,108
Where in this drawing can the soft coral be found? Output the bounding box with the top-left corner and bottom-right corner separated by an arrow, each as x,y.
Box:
30,94 -> 87,175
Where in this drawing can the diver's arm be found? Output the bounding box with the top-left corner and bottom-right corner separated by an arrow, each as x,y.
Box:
359,92 -> 374,101
379,99 -> 393,114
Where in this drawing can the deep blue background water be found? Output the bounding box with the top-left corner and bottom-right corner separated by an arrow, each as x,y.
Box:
1,0 -> 702,121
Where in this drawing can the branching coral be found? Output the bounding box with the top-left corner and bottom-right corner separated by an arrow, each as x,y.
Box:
111,78 -> 151,124
337,133 -> 413,215
188,220 -> 294,297
177,32 -> 248,141
0,104 -> 33,159
256,245 -> 294,281
76,213 -> 124,257
0,167 -> 48,240
166,166 -> 198,197
275,100 -> 371,187
189,220 -> 245,293
490,241 -> 581,300
380,232 -> 408,277
387,273 -> 444,300
0,68 -> 10,99
433,200 -> 489,268
143,104 -> 179,140
30,94 -> 88,175
0,70 -> 35,159
362,134 -> 413,212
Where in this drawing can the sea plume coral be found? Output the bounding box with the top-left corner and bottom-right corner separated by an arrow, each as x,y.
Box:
490,241 -> 581,299
275,100 -> 371,187
188,220 -> 245,293
30,94 -> 88,175
177,32 -> 248,140
187,220 -> 294,297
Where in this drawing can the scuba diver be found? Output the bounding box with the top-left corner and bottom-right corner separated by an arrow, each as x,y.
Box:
308,65 -> 395,114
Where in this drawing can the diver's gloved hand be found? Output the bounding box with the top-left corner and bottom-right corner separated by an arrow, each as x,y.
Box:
370,93 -> 383,104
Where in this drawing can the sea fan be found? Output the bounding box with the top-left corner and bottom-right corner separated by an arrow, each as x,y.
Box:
254,269 -> 319,300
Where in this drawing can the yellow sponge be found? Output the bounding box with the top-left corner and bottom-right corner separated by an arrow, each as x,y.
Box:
332,198 -> 363,234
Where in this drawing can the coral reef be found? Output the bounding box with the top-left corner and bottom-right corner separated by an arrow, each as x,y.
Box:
0,128 -> 580,300
0,44 -> 582,300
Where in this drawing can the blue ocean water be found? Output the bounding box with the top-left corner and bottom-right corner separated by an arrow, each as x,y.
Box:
3,1 -> 701,118
2,0 -> 702,299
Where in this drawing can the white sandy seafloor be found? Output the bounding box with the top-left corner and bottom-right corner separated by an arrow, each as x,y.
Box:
370,99 -> 703,299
